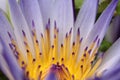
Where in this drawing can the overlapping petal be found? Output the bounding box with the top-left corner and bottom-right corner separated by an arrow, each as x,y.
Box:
79,0 -> 118,57
8,0 -> 34,57
0,41 -> 14,80
105,16 -> 120,43
100,62 -> 120,80
39,0 -> 74,44
0,38 -> 24,80
0,9 -> 23,80
96,38 -> 120,75
86,0 -> 118,45
0,0 -> 119,80
75,0 -> 98,40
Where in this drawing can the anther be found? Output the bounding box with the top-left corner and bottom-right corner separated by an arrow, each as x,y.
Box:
69,28 -> 72,34
72,75 -> 75,79
52,57 -> 55,60
33,58 -> 36,62
72,52 -> 75,55
77,28 -> 80,35
85,47 -> 88,51
81,59 -> 84,62
54,21 -> 57,28
52,45 -> 54,48
22,30 -> 26,37
81,65 -> 83,68
26,71 -> 29,77
88,49 -> 92,54
9,43 -> 13,50
39,52 -> 42,55
32,20 -> 35,27
80,38 -> 83,42
22,61 -> 25,65
26,49 -> 29,53
7,32 -> 12,40
97,39 -> 100,46
41,33 -> 43,38
57,62 -> 59,66
38,65 -> 41,69
94,35 -> 99,42
83,53 -> 86,57
48,18 -> 50,25
61,44 -> 63,47
36,40 -> 38,43
66,33 -> 68,38
91,61 -> 93,64
73,42 -> 75,46
61,58 -> 64,61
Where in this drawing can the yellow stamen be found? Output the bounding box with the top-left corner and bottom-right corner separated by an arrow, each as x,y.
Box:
8,25 -> 102,80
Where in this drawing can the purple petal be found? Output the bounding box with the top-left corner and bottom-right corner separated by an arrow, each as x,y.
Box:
0,10 -> 15,46
105,16 -> 120,43
0,6 -> 24,80
96,38 -> 120,76
8,0 -> 35,56
75,0 -> 98,40
0,38 -> 24,80
94,62 -> 120,80
86,0 -> 118,45
0,55 -> 14,80
80,0 -> 118,56
75,0 -> 117,60
38,0 -> 54,26
19,0 -> 44,50
39,0 -> 74,44
0,40 -> 14,80
101,63 -> 120,80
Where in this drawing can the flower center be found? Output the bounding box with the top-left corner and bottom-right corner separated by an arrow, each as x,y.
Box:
8,20 -> 102,80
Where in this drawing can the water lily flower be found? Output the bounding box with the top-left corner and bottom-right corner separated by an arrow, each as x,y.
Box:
0,0 -> 119,80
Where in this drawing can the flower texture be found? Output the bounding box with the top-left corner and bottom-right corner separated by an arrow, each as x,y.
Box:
0,0 -> 119,80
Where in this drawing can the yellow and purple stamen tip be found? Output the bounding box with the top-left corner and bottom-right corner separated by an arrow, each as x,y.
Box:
7,20 -> 102,80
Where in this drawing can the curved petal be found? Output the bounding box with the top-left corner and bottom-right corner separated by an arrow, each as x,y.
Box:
86,0 -> 118,46
96,38 -> 120,74
0,10 -> 14,46
19,0 -> 44,50
79,0 -> 118,57
0,10 -> 23,80
19,0 -> 44,32
0,38 -> 24,80
51,0 -> 74,44
38,0 -> 54,26
39,0 -> 74,44
100,62 -> 120,80
105,16 -> 120,43
0,40 -> 14,80
8,0 -> 34,57
74,0 -> 98,40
